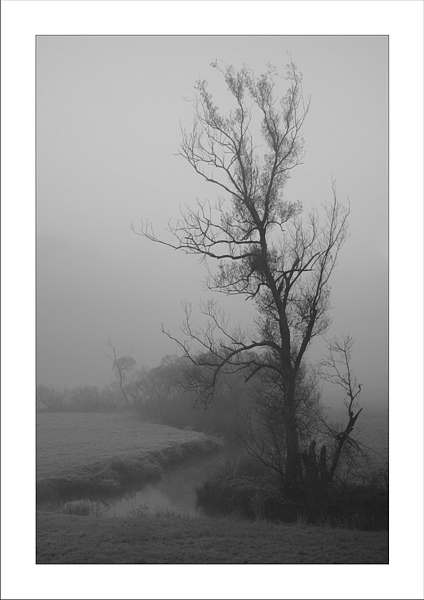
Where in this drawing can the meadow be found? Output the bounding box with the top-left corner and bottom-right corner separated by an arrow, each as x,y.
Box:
37,511 -> 388,564
36,411 -> 388,564
37,412 -> 221,502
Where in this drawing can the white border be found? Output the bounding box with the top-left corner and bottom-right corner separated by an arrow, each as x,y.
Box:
1,2 -> 423,599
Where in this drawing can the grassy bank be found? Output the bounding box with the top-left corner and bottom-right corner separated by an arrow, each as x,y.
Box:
37,510 -> 388,564
37,412 -> 388,564
37,412 -> 221,502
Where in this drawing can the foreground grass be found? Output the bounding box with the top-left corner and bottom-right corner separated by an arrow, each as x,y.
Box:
37,510 -> 388,564
37,412 -> 221,501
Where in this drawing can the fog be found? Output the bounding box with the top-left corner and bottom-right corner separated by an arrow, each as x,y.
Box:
36,35 -> 388,401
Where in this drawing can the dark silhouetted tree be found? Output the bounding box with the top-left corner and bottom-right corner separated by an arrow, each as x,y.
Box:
133,61 -> 355,490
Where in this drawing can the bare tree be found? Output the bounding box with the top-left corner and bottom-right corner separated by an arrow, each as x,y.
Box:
106,337 -> 136,408
133,61 -> 352,488
317,336 -> 365,484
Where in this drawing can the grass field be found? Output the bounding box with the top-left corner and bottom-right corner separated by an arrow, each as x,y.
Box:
36,510 -> 388,564
36,411 -> 389,564
37,411 -> 221,502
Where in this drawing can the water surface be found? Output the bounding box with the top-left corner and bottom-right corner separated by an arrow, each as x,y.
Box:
102,450 -> 225,518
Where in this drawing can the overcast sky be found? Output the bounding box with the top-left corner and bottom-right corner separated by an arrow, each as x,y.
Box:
36,35 -> 388,400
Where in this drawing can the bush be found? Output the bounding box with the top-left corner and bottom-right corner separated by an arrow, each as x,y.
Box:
61,499 -> 108,517
196,455 -> 272,519
320,476 -> 389,531
196,454 -> 388,530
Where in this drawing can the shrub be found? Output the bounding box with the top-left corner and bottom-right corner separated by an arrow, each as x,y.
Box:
196,454 -> 388,530
62,499 -> 108,517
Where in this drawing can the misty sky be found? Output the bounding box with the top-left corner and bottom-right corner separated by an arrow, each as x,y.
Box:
36,35 -> 388,400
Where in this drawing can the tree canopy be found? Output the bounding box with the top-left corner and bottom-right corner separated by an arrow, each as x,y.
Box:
134,61 -> 360,490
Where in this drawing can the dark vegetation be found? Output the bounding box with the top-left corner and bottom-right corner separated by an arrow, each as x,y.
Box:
196,454 -> 388,531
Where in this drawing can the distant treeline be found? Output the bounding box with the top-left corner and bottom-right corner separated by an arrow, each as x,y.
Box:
36,355 -> 248,439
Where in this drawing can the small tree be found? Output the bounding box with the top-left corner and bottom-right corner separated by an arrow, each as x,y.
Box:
134,61 -> 355,490
106,338 -> 136,408
136,358 -> 182,421
317,335 -> 365,485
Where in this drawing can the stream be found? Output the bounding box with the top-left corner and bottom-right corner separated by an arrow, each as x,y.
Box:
74,397 -> 387,519
99,449 -> 229,518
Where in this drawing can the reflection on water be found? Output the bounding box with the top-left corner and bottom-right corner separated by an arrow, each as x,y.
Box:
103,451 -> 224,518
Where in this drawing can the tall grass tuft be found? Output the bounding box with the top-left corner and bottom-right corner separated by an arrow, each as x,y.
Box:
61,499 -> 108,517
